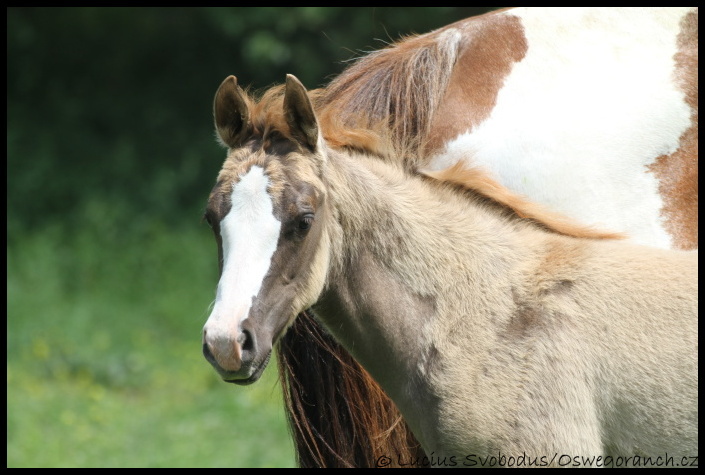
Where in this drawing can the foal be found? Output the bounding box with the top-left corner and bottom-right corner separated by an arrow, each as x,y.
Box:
202,75 -> 698,466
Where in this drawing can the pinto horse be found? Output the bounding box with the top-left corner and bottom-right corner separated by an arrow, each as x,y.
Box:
205,7 -> 698,467
202,74 -> 697,467
317,6 -> 698,251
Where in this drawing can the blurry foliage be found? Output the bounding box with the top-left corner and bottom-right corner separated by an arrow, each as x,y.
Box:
7,7 -> 498,236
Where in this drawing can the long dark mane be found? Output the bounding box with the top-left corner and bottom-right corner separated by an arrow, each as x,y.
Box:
277,313 -> 423,467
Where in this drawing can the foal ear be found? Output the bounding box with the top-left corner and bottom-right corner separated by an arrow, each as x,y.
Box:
284,74 -> 319,151
213,75 -> 251,148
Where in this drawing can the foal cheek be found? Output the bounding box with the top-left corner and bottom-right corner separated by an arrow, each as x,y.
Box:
250,282 -> 299,341
257,235 -> 322,331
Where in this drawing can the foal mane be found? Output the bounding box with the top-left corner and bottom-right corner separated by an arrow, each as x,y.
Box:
423,162 -> 626,240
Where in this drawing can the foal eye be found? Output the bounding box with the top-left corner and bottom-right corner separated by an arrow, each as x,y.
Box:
298,214 -> 314,231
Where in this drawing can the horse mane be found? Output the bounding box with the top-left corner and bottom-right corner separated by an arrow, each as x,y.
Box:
235,15 -> 462,162
422,162 -> 626,240
245,22 -> 459,162
316,26 -> 462,162
277,312 -> 423,468
244,19 -> 463,160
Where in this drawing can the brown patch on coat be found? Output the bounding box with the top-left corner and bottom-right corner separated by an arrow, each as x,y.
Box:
532,238 -> 586,298
648,8 -> 698,250
505,301 -> 544,340
424,13 -> 528,155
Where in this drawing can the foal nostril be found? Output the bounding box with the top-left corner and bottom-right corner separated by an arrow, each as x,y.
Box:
239,329 -> 255,353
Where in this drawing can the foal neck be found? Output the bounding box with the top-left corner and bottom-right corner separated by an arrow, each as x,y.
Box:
312,152 -> 555,443
324,150 -> 548,274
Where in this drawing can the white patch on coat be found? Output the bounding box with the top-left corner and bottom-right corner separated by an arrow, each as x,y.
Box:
429,7 -> 693,250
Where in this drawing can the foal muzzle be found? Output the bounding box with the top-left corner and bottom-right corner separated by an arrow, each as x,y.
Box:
202,322 -> 272,384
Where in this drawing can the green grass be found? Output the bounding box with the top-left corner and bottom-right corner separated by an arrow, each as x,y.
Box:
7,207 -> 297,467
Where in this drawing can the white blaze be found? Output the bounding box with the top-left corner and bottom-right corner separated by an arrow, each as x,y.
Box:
429,7 -> 693,250
204,166 -> 281,341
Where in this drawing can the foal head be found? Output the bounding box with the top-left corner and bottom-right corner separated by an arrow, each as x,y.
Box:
202,75 -> 332,384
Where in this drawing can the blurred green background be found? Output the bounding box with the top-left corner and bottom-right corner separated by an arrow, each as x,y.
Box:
7,7 -> 498,468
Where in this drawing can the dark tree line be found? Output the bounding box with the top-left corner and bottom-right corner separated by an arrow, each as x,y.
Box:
7,8 -> 497,235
